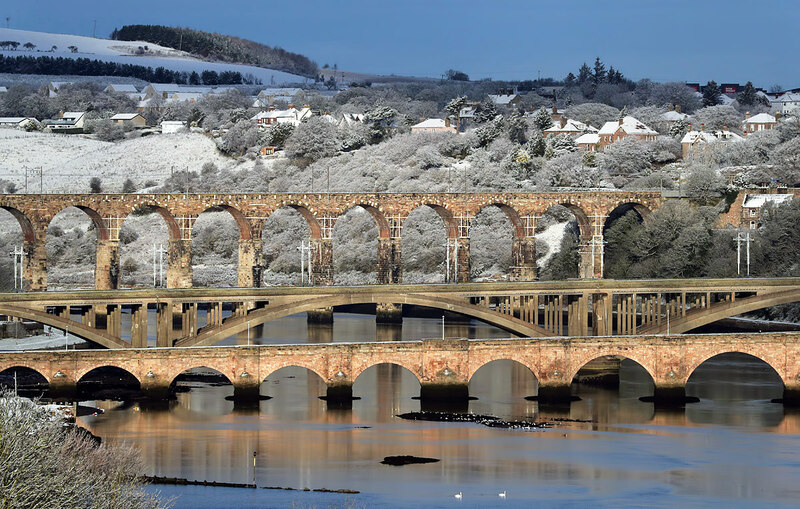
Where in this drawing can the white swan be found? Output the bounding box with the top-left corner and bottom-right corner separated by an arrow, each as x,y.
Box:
454,492 -> 462,499
499,491 -> 506,498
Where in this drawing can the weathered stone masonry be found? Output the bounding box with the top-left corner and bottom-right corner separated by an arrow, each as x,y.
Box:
0,191 -> 663,291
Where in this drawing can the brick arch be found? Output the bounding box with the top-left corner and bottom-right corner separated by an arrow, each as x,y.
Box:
602,202 -> 652,233
335,204 -> 391,239
262,364 -> 327,386
46,204 -> 109,240
565,353 -> 656,385
166,365 -> 234,388
467,358 -> 539,384
536,202 -> 592,238
0,206 -> 35,242
684,350 -> 784,385
122,204 -> 182,241
265,203 -> 322,239
197,204 -> 253,240
351,361 -> 422,386
76,365 -> 142,385
473,203 -> 524,238
402,203 -> 457,237
0,364 -> 51,384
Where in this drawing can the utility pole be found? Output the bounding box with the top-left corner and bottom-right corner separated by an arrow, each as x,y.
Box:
92,19 -> 97,38
24,166 -> 28,194
736,231 -> 754,277
9,246 -> 24,292
297,241 -> 312,286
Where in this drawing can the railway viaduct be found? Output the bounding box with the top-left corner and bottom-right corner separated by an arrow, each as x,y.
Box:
2,333 -> 799,406
0,191 -> 663,291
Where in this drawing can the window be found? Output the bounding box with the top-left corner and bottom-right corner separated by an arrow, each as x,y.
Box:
750,221 -> 757,229
750,209 -> 757,217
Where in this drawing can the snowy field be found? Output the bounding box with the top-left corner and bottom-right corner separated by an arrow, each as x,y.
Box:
0,28 -> 308,86
0,130 -> 250,193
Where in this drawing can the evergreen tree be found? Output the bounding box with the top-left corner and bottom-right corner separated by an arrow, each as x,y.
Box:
738,81 -> 757,106
564,72 -> 576,86
702,80 -> 722,107
473,98 -> 498,123
532,107 -> 554,130
188,71 -> 200,85
592,57 -> 606,85
577,63 -> 592,84
445,96 -> 468,117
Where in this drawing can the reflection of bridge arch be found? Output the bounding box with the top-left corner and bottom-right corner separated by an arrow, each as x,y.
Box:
352,362 -> 422,386
684,351 -> 783,386
175,293 -> 549,347
168,366 -> 233,389
566,353 -> 656,385
467,357 -> 538,383
77,365 -> 142,385
0,365 -> 50,384
0,305 -> 128,349
263,364 -> 327,385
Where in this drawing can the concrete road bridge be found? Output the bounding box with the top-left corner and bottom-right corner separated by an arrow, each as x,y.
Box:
0,191 -> 663,291
0,278 -> 797,350
1,333 -> 799,406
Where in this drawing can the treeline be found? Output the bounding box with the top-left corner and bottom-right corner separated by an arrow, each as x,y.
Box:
0,54 -> 246,84
111,25 -> 318,78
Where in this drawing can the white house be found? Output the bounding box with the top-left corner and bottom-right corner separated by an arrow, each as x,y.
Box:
252,106 -> 313,127
741,193 -> 794,229
339,113 -> 366,127
0,86 -> 7,94
488,94 -> 521,107
575,133 -> 601,152
44,111 -> 86,131
681,129 -> 743,159
770,93 -> 800,114
544,118 -> 598,138
410,118 -> 457,133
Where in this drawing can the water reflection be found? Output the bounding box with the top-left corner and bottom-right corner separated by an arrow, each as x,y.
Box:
77,317 -> 800,508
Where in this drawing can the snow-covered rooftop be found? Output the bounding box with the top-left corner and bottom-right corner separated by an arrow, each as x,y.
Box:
598,116 -> 657,136
110,113 -> 143,120
660,111 -> 689,121
575,133 -> 600,144
0,87 -> 7,93
0,117 -> 34,124
742,194 -> 793,208
411,118 -> 451,129
745,113 -> 777,124
772,93 -> 800,103
488,94 -> 518,105
681,130 -> 743,144
105,84 -> 138,93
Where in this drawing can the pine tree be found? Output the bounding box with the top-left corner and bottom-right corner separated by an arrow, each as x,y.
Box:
592,57 -> 606,85
577,63 -> 592,84
565,72 -> 576,86
532,107 -> 554,130
738,81 -> 757,106
702,81 -> 722,107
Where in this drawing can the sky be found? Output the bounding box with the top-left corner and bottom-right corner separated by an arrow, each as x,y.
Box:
3,0 -> 800,88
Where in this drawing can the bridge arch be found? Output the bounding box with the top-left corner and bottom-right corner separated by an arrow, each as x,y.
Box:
684,351 -> 784,386
48,205 -> 109,240
0,305 -> 127,349
403,203 -> 457,237
0,365 -> 50,386
603,202 -> 651,230
468,357 -> 538,383
332,206 -> 382,284
338,204 -> 390,239
0,206 -> 35,242
270,202 -> 322,238
122,204 -> 181,241
176,293 -> 547,347
168,366 -> 233,391
199,204 -> 253,240
475,203 -> 524,238
76,365 -> 141,399
262,363 -> 327,385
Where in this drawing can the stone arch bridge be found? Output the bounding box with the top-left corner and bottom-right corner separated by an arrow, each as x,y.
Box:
0,191 -> 662,291
2,333 -> 800,406
0,278 -> 797,350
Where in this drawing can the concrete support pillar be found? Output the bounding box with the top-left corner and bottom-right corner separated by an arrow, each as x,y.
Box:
106,305 -> 122,338
131,304 -> 148,348
156,303 -> 172,347
238,238 -> 263,288
167,239 -> 193,289
446,236 -> 470,283
377,237 -> 402,284
23,238 -> 47,291
307,307 -> 333,324
510,235 -> 537,281
592,293 -> 612,336
80,306 -> 96,328
536,383 -> 573,405
95,239 -> 120,290
376,302 -> 402,324
181,303 -> 198,337
310,238 -> 333,286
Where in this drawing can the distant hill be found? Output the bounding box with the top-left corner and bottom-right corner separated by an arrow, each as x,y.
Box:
111,25 -> 318,79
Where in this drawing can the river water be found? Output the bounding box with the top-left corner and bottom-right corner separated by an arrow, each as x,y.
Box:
77,312 -> 800,508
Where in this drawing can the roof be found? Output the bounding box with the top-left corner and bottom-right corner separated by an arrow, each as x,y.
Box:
745,113 -> 777,123
169,92 -> 204,101
161,120 -> 186,125
545,118 -> 598,134
411,118 -> 450,129
575,133 -> 600,144
681,130 -> 743,144
742,194 -> 793,208
148,84 -> 212,93
0,87 -> 7,93
105,84 -> 138,93
598,116 -> 657,136
660,111 -> 689,121
62,112 -> 85,120
0,117 -> 36,124
488,94 -> 518,105
257,88 -> 302,97
110,113 -> 143,120
773,92 -> 800,103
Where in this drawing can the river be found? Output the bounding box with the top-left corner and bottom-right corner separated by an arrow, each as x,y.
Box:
76,312 -> 800,508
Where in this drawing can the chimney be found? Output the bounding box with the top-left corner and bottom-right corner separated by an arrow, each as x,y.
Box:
619,117 -> 623,126
701,123 -> 705,131
675,105 -> 681,113
723,124 -> 728,131
688,122 -> 692,131
669,104 -> 674,111
776,112 -> 782,120
445,118 -> 451,127
268,106 -> 275,111
746,111 -> 750,118
288,103 -> 295,109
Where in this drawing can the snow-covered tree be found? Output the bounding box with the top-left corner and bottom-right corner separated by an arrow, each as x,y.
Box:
691,105 -> 743,133
284,116 -> 340,163
531,107 -> 553,131
702,81 -> 722,107
684,164 -> 725,204
598,138 -> 653,176
545,133 -> 577,158
565,103 -> 620,130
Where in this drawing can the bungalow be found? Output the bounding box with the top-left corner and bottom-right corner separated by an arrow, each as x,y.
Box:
681,129 -> 743,159
597,116 -> 658,150
110,113 -> 146,127
0,117 -> 40,129
743,112 -> 777,134
104,84 -> 139,94
575,133 -> 601,152
544,118 -> 597,138
43,111 -> 86,132
410,118 -> 457,133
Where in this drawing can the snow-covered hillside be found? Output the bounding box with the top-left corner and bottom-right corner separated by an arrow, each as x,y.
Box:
0,28 -> 307,85
0,130 -> 246,193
